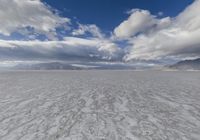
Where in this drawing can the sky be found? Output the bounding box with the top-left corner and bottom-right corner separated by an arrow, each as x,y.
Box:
0,0 -> 199,67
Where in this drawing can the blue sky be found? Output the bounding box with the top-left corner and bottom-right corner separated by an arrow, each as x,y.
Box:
0,0 -> 199,67
44,0 -> 193,31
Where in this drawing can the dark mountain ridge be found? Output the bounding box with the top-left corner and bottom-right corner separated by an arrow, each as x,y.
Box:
169,58 -> 200,70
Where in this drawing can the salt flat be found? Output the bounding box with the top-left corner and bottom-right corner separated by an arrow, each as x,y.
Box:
0,71 -> 200,140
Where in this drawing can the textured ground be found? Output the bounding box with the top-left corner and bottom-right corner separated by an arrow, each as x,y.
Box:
0,71 -> 200,140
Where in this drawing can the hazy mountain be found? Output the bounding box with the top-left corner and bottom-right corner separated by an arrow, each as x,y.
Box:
14,62 -> 82,70
13,62 -> 137,70
169,58 -> 200,70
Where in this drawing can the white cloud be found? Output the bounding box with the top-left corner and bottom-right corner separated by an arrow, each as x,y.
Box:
72,24 -> 104,38
0,0 -> 70,37
0,37 -> 123,61
0,0 -> 124,63
114,9 -> 171,39
114,0 -> 200,62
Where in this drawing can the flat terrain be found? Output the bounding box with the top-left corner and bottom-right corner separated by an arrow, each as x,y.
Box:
0,71 -> 200,140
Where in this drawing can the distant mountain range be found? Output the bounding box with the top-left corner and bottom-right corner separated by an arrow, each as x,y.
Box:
169,58 -> 200,70
14,62 -> 82,70
13,62 -> 137,70
6,58 -> 200,70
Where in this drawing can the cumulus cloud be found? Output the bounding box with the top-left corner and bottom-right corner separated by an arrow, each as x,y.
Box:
0,0 -> 124,63
0,37 -> 123,61
114,9 -> 171,39
0,0 -> 70,37
72,24 -> 104,38
114,0 -> 200,62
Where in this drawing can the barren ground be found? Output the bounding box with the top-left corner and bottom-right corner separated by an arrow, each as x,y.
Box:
0,71 -> 200,140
